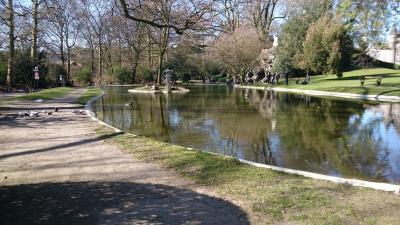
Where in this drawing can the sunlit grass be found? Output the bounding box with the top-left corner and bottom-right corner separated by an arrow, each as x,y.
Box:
261,68 -> 400,96
16,87 -> 73,100
76,88 -> 102,105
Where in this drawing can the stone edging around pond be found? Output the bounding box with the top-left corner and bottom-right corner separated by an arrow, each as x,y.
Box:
235,85 -> 400,103
84,90 -> 123,133
128,86 -> 190,95
84,91 -> 400,194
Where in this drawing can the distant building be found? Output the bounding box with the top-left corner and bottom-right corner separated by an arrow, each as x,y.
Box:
47,51 -> 63,65
46,50 -> 81,68
369,26 -> 400,65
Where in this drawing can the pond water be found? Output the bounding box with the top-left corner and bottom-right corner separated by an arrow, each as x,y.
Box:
92,85 -> 400,184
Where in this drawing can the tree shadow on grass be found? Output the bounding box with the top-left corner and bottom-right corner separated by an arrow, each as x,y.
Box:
376,90 -> 400,98
323,86 -> 370,96
0,181 -> 249,225
324,73 -> 400,81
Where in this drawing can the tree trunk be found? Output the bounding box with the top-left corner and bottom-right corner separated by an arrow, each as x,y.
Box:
131,53 -> 140,83
60,35 -> 65,68
147,34 -> 153,70
157,28 -> 169,85
107,40 -> 113,77
67,47 -> 71,82
90,46 -> 95,77
6,0 -> 15,88
30,0 -> 39,64
157,52 -> 164,85
98,38 -> 103,82
118,39 -> 122,66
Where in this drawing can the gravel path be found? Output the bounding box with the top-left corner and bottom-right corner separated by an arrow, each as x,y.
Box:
0,89 -> 249,225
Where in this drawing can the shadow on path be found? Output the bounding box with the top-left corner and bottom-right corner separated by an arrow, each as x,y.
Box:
0,106 -> 83,112
0,133 -> 122,160
0,181 -> 250,225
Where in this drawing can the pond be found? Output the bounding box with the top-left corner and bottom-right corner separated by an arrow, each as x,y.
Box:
92,85 -> 400,184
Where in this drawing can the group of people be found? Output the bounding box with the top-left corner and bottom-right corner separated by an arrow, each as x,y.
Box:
245,69 -> 290,85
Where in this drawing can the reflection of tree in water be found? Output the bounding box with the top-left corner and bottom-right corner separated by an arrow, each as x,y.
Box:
96,86 -> 398,183
335,116 -> 390,182
223,131 -> 238,156
270,94 -> 393,182
243,89 -> 277,119
98,87 -> 174,141
274,96 -> 359,166
250,129 -> 276,165
158,95 -> 171,143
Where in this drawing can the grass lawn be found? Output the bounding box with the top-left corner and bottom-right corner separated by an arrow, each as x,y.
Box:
99,127 -> 400,225
261,68 -> 400,97
76,88 -> 103,105
15,87 -> 73,100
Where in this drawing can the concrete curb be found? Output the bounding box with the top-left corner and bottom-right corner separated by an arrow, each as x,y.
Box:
85,90 -> 400,194
235,85 -> 400,103
84,90 -> 123,133
238,159 -> 400,193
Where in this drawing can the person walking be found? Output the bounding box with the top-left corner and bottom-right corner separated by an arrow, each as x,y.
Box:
266,71 -> 271,84
284,71 -> 289,85
272,73 -> 276,85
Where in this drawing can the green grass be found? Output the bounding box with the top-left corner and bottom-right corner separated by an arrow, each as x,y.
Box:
16,87 -> 73,100
75,88 -> 102,105
98,127 -> 400,225
257,68 -> 400,97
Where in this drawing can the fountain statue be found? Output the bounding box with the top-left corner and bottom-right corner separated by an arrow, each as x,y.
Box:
164,69 -> 173,93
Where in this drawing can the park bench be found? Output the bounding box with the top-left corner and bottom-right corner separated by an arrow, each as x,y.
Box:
360,76 -> 383,86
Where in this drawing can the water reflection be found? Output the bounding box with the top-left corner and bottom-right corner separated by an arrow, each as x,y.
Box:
92,86 -> 400,184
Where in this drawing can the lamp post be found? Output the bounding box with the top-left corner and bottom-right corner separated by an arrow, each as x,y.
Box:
164,69 -> 173,93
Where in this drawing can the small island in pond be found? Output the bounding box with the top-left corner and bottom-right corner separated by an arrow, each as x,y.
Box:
129,69 -> 190,94
128,84 -> 190,94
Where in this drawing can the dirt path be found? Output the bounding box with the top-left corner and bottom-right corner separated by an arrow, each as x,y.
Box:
0,89 -> 249,225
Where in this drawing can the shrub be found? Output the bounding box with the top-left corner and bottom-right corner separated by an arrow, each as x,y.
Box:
47,64 -> 67,87
181,73 -> 191,83
213,74 -> 227,83
76,67 -> 92,86
115,67 -> 131,84
0,61 -> 6,85
143,68 -> 156,83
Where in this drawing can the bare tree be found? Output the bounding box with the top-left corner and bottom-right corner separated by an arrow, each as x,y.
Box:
82,0 -> 111,83
119,19 -> 149,83
248,0 -> 284,45
1,0 -> 16,87
64,0 -> 81,81
212,25 -> 263,83
119,0 -> 215,84
29,0 -> 45,64
45,0 -> 81,81
80,17 -> 96,77
45,0 -> 66,68
217,0 -> 246,33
